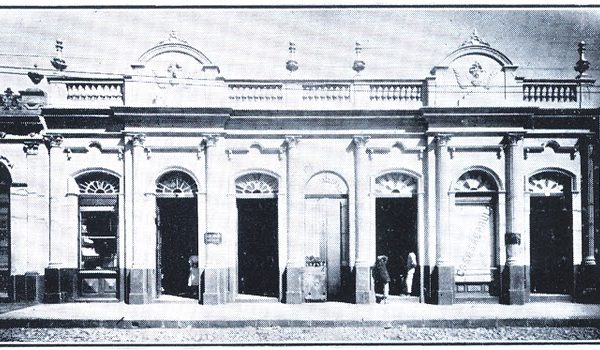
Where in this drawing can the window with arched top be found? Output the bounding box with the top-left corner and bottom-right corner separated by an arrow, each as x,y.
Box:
528,172 -> 571,196
374,172 -> 418,197
75,171 -> 120,299
156,171 -> 198,196
235,173 -> 278,195
454,170 -> 498,192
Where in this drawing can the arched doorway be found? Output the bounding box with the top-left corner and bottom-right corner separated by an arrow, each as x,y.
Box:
0,164 -> 11,298
451,170 -> 499,300
374,172 -> 419,297
528,171 -> 573,295
76,172 -> 120,299
304,172 -> 349,301
155,171 -> 198,299
235,173 -> 279,298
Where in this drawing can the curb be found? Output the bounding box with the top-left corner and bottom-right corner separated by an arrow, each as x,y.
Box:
0,318 -> 599,329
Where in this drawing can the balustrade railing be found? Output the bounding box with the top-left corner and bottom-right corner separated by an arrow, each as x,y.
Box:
302,83 -> 351,102
522,82 -> 577,103
369,83 -> 423,102
66,83 -> 124,104
228,83 -> 283,102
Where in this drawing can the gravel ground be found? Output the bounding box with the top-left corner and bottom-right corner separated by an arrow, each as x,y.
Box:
0,326 -> 599,343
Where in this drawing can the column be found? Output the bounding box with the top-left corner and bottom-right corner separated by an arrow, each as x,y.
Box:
433,134 -> 454,305
126,133 -> 153,304
353,135 -> 374,304
202,134 -> 227,305
43,135 -> 70,303
578,135 -> 598,302
503,133 -> 526,305
283,136 -> 304,304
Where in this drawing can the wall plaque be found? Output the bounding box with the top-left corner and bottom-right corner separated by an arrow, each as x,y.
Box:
204,232 -> 222,245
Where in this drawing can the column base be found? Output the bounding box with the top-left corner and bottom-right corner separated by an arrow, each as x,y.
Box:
11,272 -> 44,302
355,265 -> 375,304
201,267 -> 228,305
126,268 -> 156,304
283,266 -> 304,304
501,264 -> 526,305
432,265 -> 454,305
575,264 -> 599,303
44,267 -> 76,303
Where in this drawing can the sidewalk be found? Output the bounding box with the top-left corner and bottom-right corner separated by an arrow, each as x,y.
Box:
1,300 -> 599,328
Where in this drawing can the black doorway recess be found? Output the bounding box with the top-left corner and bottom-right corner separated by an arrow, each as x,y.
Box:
156,198 -> 198,298
375,198 -> 418,295
530,196 -> 573,294
237,198 -> 278,297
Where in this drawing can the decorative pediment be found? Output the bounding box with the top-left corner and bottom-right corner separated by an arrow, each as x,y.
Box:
235,173 -> 278,194
374,172 -> 417,196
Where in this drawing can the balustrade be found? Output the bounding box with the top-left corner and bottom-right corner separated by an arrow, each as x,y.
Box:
66,83 -> 124,104
522,82 -> 577,103
228,83 -> 283,102
369,84 -> 423,102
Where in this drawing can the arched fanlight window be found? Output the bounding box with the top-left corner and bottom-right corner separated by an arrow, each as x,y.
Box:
374,172 -> 418,196
528,172 -> 570,196
156,171 -> 198,195
76,173 -> 120,194
454,170 -> 498,192
235,173 -> 278,194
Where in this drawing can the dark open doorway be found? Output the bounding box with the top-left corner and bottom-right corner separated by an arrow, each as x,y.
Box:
530,195 -> 573,294
156,198 -> 198,299
237,198 -> 278,297
375,197 -> 418,296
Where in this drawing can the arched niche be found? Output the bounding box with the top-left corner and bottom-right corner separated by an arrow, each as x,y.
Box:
305,171 -> 349,196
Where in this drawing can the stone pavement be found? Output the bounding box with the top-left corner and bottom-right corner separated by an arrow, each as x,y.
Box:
0,299 -> 599,328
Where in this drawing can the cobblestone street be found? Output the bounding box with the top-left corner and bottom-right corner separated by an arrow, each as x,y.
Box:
0,326 -> 599,343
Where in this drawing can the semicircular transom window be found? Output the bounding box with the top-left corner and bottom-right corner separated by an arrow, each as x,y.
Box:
77,173 -> 120,194
528,172 -> 569,196
156,171 -> 198,195
374,172 -> 417,196
454,170 -> 498,192
236,173 -> 278,194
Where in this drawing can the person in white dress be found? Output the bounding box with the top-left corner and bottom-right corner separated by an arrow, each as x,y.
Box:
405,252 -> 417,295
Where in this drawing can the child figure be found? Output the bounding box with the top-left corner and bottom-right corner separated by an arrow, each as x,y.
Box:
374,255 -> 391,303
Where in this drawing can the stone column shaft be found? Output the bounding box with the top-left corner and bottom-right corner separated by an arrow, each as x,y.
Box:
433,134 -> 454,304
353,135 -> 374,304
581,136 -> 596,265
284,136 -> 304,304
503,133 -> 526,305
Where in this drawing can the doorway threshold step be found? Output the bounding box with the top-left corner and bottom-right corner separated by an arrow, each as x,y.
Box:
530,294 -> 572,303
155,295 -> 198,304
385,295 -> 420,303
234,294 -> 279,303
454,295 -> 500,304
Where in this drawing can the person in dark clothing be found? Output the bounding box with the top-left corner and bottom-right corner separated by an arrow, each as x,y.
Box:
374,255 -> 391,303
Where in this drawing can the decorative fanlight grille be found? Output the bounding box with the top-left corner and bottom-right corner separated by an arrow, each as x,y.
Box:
374,173 -> 417,196
528,173 -> 566,196
236,173 -> 278,194
454,171 -> 497,192
156,171 -> 198,194
77,173 -> 120,194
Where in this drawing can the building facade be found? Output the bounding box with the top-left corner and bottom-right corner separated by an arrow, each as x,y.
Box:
0,31 -> 599,305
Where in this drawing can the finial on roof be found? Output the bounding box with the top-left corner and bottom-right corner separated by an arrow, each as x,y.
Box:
575,41 -> 590,78
286,42 -> 299,73
28,64 -> 44,85
352,41 -> 366,74
460,30 -> 490,47
50,39 -> 67,71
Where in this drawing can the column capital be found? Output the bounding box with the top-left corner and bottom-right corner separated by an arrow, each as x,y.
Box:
502,133 -> 525,147
23,141 -> 40,155
43,134 -> 64,149
203,134 -> 221,148
126,133 -> 146,147
352,135 -> 370,148
434,133 -> 452,147
283,135 -> 301,149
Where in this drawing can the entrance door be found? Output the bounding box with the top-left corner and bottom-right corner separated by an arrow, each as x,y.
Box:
375,198 -> 418,295
530,196 -> 573,294
305,197 -> 348,299
156,198 -> 198,298
237,198 -> 278,297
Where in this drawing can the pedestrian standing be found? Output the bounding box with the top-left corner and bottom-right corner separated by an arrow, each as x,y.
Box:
374,255 -> 391,303
405,251 -> 417,295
